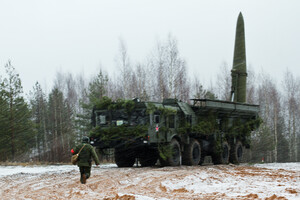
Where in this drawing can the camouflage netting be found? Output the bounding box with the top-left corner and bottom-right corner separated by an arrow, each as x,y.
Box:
90,125 -> 148,145
90,98 -> 178,144
94,96 -> 135,112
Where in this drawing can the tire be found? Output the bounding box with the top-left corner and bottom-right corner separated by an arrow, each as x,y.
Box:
158,156 -> 169,167
114,148 -> 135,167
159,138 -> 181,166
212,141 -> 230,165
229,140 -> 243,164
182,139 -> 201,166
199,154 -> 205,165
140,149 -> 158,167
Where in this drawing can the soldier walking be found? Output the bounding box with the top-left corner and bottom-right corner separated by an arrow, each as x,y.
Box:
71,136 -> 100,184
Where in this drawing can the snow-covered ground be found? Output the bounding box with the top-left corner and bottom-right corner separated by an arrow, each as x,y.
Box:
254,162 -> 300,171
0,164 -> 117,177
162,163 -> 300,200
0,163 -> 299,200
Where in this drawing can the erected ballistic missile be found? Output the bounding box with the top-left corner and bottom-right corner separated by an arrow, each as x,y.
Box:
230,12 -> 247,103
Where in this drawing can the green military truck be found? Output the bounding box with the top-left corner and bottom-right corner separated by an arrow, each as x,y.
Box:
89,12 -> 259,167
90,97 -> 259,167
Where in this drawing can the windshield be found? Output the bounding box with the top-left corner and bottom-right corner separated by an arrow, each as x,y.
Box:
95,109 -> 148,127
130,109 -> 148,126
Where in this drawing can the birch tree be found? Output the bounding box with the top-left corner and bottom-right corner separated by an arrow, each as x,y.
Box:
149,35 -> 188,101
246,66 -> 257,104
115,38 -> 132,99
215,62 -> 231,101
148,40 -> 168,101
165,35 -> 189,101
283,70 -> 299,161
253,73 -> 283,162
130,63 -> 149,101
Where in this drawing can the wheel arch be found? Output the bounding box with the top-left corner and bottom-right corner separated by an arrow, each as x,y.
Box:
171,135 -> 182,148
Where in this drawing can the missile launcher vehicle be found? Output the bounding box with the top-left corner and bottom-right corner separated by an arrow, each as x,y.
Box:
90,97 -> 259,167
89,12 -> 260,167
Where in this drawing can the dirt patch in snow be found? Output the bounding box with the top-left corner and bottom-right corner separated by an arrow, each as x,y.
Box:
0,164 -> 299,200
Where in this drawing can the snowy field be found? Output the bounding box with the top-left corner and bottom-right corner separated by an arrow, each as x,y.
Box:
0,164 -> 116,177
0,162 -> 299,200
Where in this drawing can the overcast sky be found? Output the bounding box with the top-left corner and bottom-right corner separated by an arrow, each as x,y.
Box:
0,0 -> 299,94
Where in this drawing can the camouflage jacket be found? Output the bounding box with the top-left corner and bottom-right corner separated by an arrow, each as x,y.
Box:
74,143 -> 100,167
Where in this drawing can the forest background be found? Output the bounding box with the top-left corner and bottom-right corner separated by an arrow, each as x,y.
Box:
0,36 -> 298,163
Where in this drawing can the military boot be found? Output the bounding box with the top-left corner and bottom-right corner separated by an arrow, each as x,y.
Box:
80,174 -> 86,184
86,172 -> 90,179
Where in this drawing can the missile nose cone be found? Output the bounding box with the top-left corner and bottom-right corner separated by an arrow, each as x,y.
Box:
238,12 -> 243,19
231,12 -> 247,103
233,12 -> 246,72
237,12 -> 245,30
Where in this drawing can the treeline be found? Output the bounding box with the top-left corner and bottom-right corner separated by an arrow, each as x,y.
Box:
0,35 -> 299,163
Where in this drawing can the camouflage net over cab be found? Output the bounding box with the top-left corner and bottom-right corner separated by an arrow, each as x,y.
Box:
91,97 -> 147,144
146,103 -> 177,116
94,96 -> 135,112
90,125 -> 148,146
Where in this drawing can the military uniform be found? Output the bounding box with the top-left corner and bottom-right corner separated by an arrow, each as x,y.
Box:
72,137 -> 100,184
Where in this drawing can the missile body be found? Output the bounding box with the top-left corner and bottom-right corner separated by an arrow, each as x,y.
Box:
231,12 -> 247,103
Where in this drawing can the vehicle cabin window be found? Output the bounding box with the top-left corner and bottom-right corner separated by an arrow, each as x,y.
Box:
130,109 -> 148,125
154,115 -> 160,123
99,115 -> 106,125
169,115 -> 175,128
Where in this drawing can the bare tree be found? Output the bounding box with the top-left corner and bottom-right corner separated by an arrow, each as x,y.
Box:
148,40 -> 168,101
191,76 -> 207,99
256,73 -> 282,162
148,34 -> 189,102
115,38 -> 132,99
247,66 -> 257,104
165,35 -> 189,101
283,70 -> 300,161
131,63 -> 149,101
215,62 -> 231,101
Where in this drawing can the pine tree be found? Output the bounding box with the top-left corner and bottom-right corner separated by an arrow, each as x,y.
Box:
48,87 -> 74,162
76,69 -> 109,139
0,81 -> 10,161
29,82 -> 49,161
0,61 -> 34,161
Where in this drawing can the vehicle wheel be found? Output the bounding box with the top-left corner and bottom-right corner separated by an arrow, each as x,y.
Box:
229,140 -> 243,164
212,141 -> 230,165
114,148 -> 135,167
182,139 -> 201,166
158,156 -> 169,167
140,149 -> 158,167
159,138 -> 181,166
199,154 -> 205,165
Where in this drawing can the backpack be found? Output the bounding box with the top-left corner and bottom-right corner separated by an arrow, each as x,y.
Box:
71,144 -> 87,165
